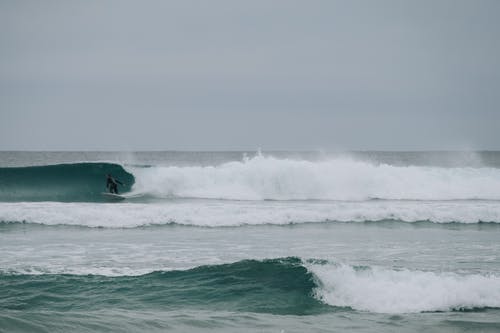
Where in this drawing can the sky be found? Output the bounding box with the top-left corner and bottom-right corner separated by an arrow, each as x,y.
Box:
1,0 -> 499,151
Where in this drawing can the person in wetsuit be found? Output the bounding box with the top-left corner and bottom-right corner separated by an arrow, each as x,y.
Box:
106,174 -> 124,194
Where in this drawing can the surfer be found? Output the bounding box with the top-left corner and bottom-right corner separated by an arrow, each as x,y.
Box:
106,174 -> 124,194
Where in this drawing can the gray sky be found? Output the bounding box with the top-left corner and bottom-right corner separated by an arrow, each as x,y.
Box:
1,0 -> 499,150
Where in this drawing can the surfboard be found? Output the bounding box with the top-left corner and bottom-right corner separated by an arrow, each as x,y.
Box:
101,192 -> 126,201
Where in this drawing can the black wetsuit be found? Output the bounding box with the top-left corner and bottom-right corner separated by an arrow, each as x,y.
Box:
106,176 -> 123,194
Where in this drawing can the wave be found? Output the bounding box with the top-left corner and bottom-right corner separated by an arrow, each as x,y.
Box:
2,257 -> 499,315
0,163 -> 134,202
129,155 -> 500,201
1,200 -> 500,228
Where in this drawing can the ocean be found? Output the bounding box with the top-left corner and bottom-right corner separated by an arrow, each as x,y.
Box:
1,151 -> 500,333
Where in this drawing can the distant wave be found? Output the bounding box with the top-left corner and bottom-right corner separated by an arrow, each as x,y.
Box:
129,155 -> 500,201
0,163 -> 134,202
2,156 -> 500,203
1,257 -> 499,314
1,200 -> 500,228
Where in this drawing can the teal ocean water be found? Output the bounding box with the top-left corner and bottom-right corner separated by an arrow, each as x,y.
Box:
1,151 -> 500,332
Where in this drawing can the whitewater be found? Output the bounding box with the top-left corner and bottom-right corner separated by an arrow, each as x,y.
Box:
129,155 -> 500,201
1,151 -> 500,332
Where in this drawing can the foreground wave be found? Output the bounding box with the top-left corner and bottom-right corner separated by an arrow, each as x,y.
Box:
1,258 -> 326,316
0,163 -> 134,202
2,200 -> 500,227
1,258 -> 499,315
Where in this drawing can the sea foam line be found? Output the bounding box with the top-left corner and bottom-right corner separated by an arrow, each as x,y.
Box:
1,200 -> 500,228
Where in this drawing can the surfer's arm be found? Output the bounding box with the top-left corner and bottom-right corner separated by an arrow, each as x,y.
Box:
116,180 -> 124,185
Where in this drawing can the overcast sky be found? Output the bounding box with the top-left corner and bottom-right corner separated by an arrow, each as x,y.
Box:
1,0 -> 499,150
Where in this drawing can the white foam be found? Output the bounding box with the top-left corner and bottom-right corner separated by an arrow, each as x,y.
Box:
1,200 -> 500,228
128,155 -> 500,201
308,263 -> 500,313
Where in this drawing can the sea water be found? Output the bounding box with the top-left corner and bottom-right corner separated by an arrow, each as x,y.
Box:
1,151 -> 499,332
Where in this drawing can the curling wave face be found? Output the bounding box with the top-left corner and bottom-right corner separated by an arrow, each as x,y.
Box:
0,163 -> 134,202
